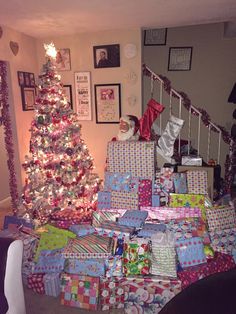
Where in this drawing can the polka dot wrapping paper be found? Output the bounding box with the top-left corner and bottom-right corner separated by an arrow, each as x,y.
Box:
106,141 -> 156,179
176,237 -> 206,268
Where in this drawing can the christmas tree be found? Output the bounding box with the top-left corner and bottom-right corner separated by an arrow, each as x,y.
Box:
21,43 -> 101,224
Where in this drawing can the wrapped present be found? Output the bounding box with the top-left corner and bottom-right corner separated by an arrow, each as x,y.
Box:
187,170 -> 208,195
153,167 -> 174,195
50,208 -> 93,224
111,191 -> 139,210
151,232 -> 177,277
118,209 -> 148,228
64,258 -> 105,277
141,206 -> 201,221
97,191 -> 111,209
60,274 -> 99,310
138,223 -> 166,238
181,155 -> 202,166
129,177 -> 140,193
123,238 -> 151,276
169,193 -> 205,210
3,215 -> 34,230
121,276 -> 182,314
105,256 -> 123,277
32,248 -> 65,273
209,228 -> 236,253
178,252 -> 235,289
152,195 -> 160,207
106,141 -> 156,179
173,173 -> 188,194
63,234 -> 114,259
92,210 -> 118,227
104,172 -> 132,192
138,179 -> 152,207
69,224 -> 95,236
34,226 -> 76,261
165,219 -> 196,241
95,220 -> 135,239
206,206 -> 236,232
43,273 -> 61,297
176,237 -> 206,268
100,277 -> 125,311
27,273 -> 45,294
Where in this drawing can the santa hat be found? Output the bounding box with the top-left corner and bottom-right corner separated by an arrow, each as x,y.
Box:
120,115 -> 140,135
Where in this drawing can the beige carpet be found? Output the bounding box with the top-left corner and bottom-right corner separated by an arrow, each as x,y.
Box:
24,285 -> 124,314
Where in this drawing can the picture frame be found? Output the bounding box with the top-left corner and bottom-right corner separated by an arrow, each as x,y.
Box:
94,83 -> 121,124
21,87 -> 36,111
144,28 -> 167,46
17,71 -> 25,86
168,47 -> 193,71
93,44 -> 120,69
74,71 -> 92,120
55,48 -> 71,71
17,71 -> 35,87
62,85 -> 73,109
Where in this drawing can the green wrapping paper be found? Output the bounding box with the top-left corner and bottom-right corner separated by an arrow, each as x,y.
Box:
123,239 -> 151,276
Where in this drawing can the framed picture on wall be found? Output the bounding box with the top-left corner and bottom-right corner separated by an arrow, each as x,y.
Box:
21,87 -> 36,111
93,44 -> 120,69
168,47 -> 193,71
94,83 -> 121,123
62,85 -> 73,109
55,48 -> 71,71
144,28 -> 167,46
74,71 -> 92,120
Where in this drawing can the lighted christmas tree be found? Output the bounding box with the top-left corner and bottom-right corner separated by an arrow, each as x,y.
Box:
21,43 -> 101,224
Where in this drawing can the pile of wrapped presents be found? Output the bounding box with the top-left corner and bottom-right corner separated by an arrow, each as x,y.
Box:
1,140 -> 236,313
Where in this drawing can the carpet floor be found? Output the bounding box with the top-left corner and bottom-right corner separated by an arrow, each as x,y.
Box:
24,286 -> 124,314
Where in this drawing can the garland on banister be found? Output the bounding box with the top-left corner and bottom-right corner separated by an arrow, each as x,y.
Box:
143,64 -> 232,145
143,64 -> 234,193
0,61 -> 19,214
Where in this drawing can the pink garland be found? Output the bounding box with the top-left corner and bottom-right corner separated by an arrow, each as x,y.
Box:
143,64 -> 234,192
0,61 -> 19,213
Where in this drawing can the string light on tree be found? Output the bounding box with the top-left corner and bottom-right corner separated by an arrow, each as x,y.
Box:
20,43 -> 101,224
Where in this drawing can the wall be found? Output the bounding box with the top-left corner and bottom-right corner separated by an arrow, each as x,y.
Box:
0,25 -> 38,200
143,23 -> 236,173
36,29 -> 142,179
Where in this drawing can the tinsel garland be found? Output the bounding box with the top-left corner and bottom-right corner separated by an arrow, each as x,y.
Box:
143,64 -> 234,192
0,61 -> 19,213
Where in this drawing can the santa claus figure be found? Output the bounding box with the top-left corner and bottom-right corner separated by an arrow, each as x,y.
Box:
115,99 -> 165,141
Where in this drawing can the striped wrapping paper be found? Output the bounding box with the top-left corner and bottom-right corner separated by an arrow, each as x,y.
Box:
95,220 -> 135,239
43,273 -> 61,297
63,234 -> 114,259
92,210 -> 118,227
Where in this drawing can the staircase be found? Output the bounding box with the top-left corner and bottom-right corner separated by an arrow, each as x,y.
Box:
143,64 -> 234,194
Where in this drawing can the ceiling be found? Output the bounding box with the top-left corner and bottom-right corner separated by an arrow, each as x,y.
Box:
0,0 -> 236,38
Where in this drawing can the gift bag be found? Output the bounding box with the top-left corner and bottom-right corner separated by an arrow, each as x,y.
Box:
123,238 -> 151,276
151,231 -> 177,277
